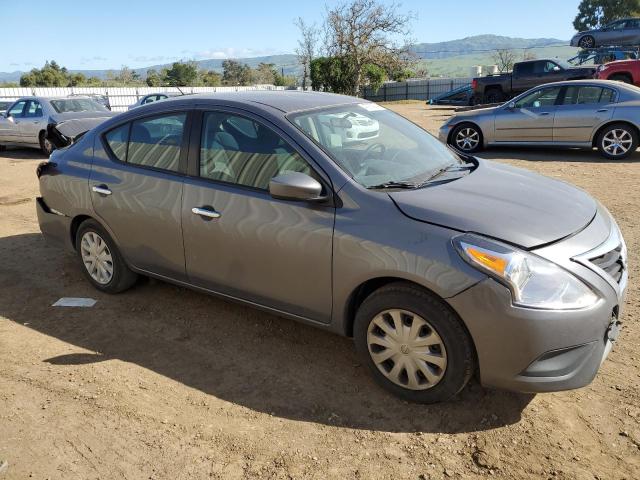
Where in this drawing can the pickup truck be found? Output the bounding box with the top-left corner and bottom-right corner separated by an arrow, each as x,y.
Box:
472,59 -> 596,103
595,58 -> 640,86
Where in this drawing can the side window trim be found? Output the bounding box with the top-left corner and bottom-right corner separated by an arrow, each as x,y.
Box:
188,106 -> 334,195
101,109 -> 192,176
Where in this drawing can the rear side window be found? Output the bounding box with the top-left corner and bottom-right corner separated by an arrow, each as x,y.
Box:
561,86 -> 616,105
128,114 -> 186,172
104,123 -> 129,162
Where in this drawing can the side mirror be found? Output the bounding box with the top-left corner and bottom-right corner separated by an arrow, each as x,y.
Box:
553,66 -> 561,71
507,101 -> 516,109
6,113 -> 13,122
269,172 -> 325,202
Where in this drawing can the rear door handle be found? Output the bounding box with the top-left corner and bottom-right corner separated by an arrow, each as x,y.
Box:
92,185 -> 112,196
192,207 -> 221,219
539,112 -> 551,116
597,109 -> 608,113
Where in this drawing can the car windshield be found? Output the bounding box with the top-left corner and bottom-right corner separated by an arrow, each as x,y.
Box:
288,103 -> 462,188
49,98 -> 107,113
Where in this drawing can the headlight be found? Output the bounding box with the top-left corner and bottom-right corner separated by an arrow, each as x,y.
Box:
454,234 -> 598,310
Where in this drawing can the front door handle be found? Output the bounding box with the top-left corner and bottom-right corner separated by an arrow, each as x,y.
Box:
92,185 -> 112,196
539,112 -> 551,116
597,109 -> 608,113
192,206 -> 221,219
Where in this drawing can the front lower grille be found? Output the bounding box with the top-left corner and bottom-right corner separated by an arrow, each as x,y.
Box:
590,245 -> 625,284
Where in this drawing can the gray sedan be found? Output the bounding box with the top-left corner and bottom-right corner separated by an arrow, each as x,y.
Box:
36,91 -> 626,403
571,18 -> 640,49
440,80 -> 640,159
0,96 -> 114,155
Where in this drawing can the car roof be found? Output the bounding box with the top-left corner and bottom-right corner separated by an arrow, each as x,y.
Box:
159,90 -> 363,113
534,79 -> 636,89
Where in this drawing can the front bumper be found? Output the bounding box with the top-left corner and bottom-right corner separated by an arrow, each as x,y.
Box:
447,206 -> 627,393
438,125 -> 450,144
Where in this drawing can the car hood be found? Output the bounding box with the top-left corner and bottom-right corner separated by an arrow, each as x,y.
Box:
452,106 -> 500,119
389,159 -> 597,249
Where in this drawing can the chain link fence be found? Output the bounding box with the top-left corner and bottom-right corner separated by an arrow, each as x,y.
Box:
362,78 -> 472,102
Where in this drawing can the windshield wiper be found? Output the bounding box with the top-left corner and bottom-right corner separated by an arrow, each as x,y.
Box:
418,162 -> 474,186
367,181 -> 419,190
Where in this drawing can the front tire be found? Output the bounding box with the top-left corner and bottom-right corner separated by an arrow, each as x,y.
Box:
578,35 -> 595,49
39,131 -> 53,156
597,123 -> 638,160
484,88 -> 504,104
75,219 -> 138,293
353,282 -> 475,404
449,123 -> 483,153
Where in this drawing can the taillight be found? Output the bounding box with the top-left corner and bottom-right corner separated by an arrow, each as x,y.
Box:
471,79 -> 478,90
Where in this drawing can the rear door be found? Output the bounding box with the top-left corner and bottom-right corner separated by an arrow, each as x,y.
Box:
19,100 -> 44,145
553,85 -> 615,143
181,108 -> 335,322
89,110 -> 191,280
493,86 -> 562,142
623,19 -> 640,45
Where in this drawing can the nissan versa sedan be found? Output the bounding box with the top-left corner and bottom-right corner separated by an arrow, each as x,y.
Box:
0,96 -> 114,155
440,80 -> 640,159
36,91 -> 627,403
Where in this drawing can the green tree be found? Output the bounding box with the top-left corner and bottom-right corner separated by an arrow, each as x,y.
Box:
310,56 -> 356,93
164,61 -> 198,86
68,72 -> 87,87
364,64 -> 387,92
145,69 -> 162,87
20,60 -> 70,87
252,62 -> 278,84
573,0 -> 640,31
222,60 -> 252,86
200,70 -> 222,86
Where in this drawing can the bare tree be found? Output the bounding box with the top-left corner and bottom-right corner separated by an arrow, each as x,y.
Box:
295,17 -> 319,89
324,0 -> 414,95
492,49 -> 516,73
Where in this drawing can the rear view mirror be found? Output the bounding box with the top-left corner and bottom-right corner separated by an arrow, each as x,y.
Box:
269,172 -> 325,202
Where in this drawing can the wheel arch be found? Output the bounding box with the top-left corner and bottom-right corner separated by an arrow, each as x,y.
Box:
69,214 -> 94,250
447,120 -> 484,146
591,120 -> 640,147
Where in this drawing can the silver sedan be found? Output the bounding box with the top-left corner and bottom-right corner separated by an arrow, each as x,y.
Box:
439,80 -> 640,159
0,96 -> 114,155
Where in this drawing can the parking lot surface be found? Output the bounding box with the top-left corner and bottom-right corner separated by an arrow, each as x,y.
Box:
1,103 -> 639,479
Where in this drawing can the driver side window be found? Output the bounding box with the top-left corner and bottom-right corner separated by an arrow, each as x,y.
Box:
515,87 -> 562,108
8,101 -> 26,118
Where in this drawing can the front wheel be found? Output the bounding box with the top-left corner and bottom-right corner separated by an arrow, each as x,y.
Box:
450,123 -> 483,153
39,131 -> 53,156
75,219 -> 138,293
353,283 -> 476,404
578,35 -> 595,49
597,123 -> 638,160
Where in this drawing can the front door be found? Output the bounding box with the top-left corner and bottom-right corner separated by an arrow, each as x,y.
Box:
494,86 -> 562,142
0,100 -> 27,143
553,85 -> 615,143
181,109 -> 335,323
89,110 -> 190,280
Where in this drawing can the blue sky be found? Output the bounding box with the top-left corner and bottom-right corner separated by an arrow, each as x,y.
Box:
2,0 -> 582,72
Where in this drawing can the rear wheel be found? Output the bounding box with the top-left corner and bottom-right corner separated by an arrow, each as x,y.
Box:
450,123 -> 483,153
609,73 -> 633,84
39,131 -> 53,156
578,35 -> 595,49
75,219 -> 138,293
597,123 -> 638,160
484,88 -> 504,104
353,282 -> 475,404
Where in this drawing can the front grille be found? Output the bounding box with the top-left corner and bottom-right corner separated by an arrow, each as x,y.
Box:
590,245 -> 625,284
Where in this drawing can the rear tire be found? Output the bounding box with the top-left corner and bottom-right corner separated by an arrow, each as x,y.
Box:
75,219 -> 138,294
484,88 -> 504,104
597,123 -> 638,160
609,73 -> 633,84
449,123 -> 483,153
39,131 -> 53,156
578,35 -> 595,49
353,282 -> 475,404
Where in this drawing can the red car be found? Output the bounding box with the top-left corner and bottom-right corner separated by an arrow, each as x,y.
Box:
595,59 -> 640,86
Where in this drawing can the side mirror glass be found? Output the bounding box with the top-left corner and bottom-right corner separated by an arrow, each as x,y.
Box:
507,101 -> 516,109
269,172 -> 325,202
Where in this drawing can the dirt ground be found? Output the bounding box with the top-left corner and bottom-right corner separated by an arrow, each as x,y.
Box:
1,102 -> 639,480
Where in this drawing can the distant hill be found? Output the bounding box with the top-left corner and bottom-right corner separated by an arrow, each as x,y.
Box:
0,35 -> 574,83
410,35 -> 568,59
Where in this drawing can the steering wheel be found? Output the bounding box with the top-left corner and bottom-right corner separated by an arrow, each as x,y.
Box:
363,142 -> 386,158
